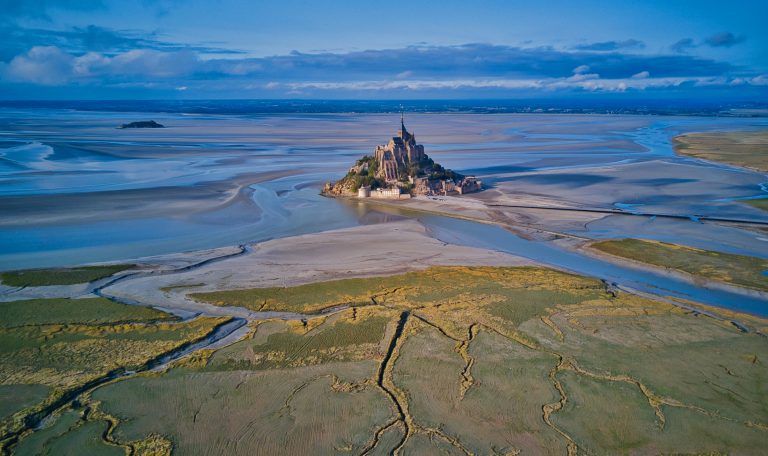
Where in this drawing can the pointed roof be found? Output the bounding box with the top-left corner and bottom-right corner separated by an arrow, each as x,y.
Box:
399,112 -> 410,139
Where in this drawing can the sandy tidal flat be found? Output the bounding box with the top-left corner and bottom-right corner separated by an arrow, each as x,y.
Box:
2,110 -> 768,270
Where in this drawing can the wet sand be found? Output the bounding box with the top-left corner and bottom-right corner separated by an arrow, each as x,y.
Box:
0,170 -> 296,226
96,220 -> 533,320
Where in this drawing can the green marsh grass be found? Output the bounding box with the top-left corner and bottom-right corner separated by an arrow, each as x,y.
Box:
1,265 -> 134,287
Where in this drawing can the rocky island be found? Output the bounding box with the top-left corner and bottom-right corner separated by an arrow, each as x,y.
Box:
118,120 -> 165,129
323,115 -> 481,199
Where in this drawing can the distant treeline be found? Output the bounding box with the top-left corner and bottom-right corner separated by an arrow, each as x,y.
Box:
1,99 -> 767,117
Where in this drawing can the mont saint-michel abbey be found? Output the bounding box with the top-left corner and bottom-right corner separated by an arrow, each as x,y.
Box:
324,115 -> 481,198
375,114 -> 425,182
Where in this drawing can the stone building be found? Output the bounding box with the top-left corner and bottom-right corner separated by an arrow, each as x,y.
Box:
457,176 -> 482,194
374,114 -> 425,183
325,115 -> 481,198
370,187 -> 403,199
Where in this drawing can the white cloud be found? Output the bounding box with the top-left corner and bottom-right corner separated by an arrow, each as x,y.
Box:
285,75 -> 742,93
1,46 -> 75,85
0,46 -> 199,85
568,72 -> 600,82
0,43 -> 763,97
566,65 -> 600,82
573,64 -> 590,74
102,49 -> 198,77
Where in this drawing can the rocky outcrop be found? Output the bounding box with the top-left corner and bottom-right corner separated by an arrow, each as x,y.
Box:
118,120 -> 165,129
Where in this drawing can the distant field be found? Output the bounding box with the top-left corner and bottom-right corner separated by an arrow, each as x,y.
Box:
79,266 -> 768,455
0,294 -> 228,455
744,198 -> 768,212
590,238 -> 768,291
673,130 -> 768,173
0,297 -> 171,328
0,264 -> 134,287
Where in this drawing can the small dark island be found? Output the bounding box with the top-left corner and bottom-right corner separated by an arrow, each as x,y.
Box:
118,120 -> 165,129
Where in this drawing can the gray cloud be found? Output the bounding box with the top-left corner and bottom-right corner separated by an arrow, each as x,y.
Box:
705,32 -> 746,47
670,38 -> 696,53
573,39 -> 644,51
671,32 -> 746,53
0,24 -> 245,61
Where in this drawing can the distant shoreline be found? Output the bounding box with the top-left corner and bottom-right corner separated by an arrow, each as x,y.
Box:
1,99 -> 766,117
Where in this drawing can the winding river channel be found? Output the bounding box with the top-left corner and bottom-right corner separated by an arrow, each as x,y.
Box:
418,214 -> 767,316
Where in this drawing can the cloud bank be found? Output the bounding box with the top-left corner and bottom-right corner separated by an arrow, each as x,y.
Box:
0,36 -> 764,99
705,32 -> 746,48
671,31 -> 747,53
573,39 -> 644,51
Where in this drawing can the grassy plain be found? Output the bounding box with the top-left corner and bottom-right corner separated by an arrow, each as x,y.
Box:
0,385 -> 49,422
673,130 -> 768,172
191,266 -> 607,314
590,238 -> 768,291
0,297 -> 171,328
191,276 -> 393,313
13,409 -> 124,456
83,266 -> 768,455
0,265 -> 134,287
0,295 -> 228,454
744,198 -> 768,212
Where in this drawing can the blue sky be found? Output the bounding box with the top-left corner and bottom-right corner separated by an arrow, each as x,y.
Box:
0,0 -> 766,100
